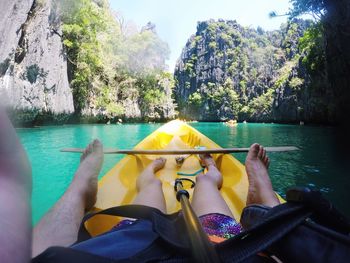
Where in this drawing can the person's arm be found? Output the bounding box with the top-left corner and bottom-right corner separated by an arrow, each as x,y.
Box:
0,111 -> 32,262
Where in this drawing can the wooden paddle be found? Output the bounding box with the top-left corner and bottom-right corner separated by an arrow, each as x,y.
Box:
60,146 -> 299,155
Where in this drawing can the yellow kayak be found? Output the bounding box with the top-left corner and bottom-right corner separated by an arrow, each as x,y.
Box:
86,120 -> 252,236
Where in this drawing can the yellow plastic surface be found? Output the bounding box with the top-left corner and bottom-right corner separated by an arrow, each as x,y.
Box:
85,120 -> 280,236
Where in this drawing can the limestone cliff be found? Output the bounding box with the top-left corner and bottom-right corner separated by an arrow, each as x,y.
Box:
0,0 -> 74,124
174,19 -> 329,123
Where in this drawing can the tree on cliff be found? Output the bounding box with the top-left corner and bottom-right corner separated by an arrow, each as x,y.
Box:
174,19 -> 318,122
58,0 -> 175,121
287,0 -> 350,168
288,0 -> 350,123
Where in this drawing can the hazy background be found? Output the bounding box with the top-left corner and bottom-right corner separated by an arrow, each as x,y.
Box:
110,0 -> 291,71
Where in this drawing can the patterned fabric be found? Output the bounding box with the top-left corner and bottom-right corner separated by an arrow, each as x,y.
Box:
111,213 -> 241,244
112,219 -> 135,229
199,213 -> 242,243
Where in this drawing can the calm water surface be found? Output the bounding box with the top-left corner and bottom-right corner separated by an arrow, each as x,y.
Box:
17,122 -> 349,224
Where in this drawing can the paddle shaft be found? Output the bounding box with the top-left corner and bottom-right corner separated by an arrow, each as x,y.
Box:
61,146 -> 298,155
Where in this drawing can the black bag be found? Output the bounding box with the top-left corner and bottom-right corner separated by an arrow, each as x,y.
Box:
32,187 -> 350,263
237,187 -> 350,263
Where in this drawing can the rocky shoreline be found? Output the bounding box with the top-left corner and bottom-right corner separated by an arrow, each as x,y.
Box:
9,107 -> 333,128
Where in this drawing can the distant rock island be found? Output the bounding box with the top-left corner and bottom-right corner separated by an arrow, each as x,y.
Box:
174,19 -> 329,123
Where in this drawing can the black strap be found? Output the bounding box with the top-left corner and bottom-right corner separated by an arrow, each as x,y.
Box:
286,187 -> 350,233
77,202 -> 311,262
77,205 -> 165,242
77,202 -> 312,262
77,204 -> 188,248
36,202 -> 344,263
216,203 -> 312,263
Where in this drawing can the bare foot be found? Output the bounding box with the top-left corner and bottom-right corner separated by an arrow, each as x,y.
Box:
198,154 -> 223,189
72,139 -> 103,211
245,143 -> 279,207
149,157 -> 166,173
136,158 -> 166,191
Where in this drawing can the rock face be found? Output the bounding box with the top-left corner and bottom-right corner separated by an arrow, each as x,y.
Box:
174,19 -> 329,123
0,0 -> 74,123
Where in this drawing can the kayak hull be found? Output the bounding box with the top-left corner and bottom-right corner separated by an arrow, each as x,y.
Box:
86,120 -> 258,236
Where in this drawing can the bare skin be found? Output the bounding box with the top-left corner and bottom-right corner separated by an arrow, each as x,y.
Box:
32,139 -> 103,257
133,155 -> 234,218
191,154 -> 234,218
245,143 -> 280,207
77,140 -> 104,210
31,142 -> 279,258
133,158 -> 167,213
0,110 -> 32,263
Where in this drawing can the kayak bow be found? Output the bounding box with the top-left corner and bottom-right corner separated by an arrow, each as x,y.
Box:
85,120 -> 282,236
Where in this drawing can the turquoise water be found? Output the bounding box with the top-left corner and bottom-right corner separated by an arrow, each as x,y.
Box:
17,122 -> 349,224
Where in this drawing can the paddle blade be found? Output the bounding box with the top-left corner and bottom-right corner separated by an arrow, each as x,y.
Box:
264,146 -> 299,152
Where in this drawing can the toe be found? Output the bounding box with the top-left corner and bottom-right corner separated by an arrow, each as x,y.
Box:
158,157 -> 166,165
87,142 -> 94,154
81,140 -> 99,162
247,143 -> 259,160
81,147 -> 89,161
92,139 -> 103,153
199,154 -> 215,167
261,147 -> 266,160
153,157 -> 166,170
263,156 -> 269,167
257,145 -> 264,158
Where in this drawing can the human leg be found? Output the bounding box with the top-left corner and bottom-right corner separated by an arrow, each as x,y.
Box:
132,158 -> 167,213
0,111 -> 32,263
245,143 -> 280,207
191,155 -> 234,218
32,140 -> 103,257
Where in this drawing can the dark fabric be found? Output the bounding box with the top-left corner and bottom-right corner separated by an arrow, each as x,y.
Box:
77,205 -> 170,243
239,205 -> 270,230
32,200 -> 350,263
216,203 -> 312,263
73,220 -> 159,260
268,222 -> 350,263
237,203 -> 350,263
31,246 -> 118,263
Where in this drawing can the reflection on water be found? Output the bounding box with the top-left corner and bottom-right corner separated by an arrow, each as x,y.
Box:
17,122 -> 350,224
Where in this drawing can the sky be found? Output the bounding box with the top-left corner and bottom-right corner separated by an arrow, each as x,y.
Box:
109,0 -> 292,72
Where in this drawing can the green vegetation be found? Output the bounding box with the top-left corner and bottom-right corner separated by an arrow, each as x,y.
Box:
26,64 -> 41,84
189,91 -> 202,107
56,0 -> 341,123
174,17 -> 329,122
298,23 -> 325,73
59,0 -> 174,121
175,20 -> 318,120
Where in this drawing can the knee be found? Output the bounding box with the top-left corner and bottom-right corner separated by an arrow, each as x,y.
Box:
196,172 -> 221,187
195,173 -> 210,184
148,177 -> 162,187
137,177 -> 162,191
